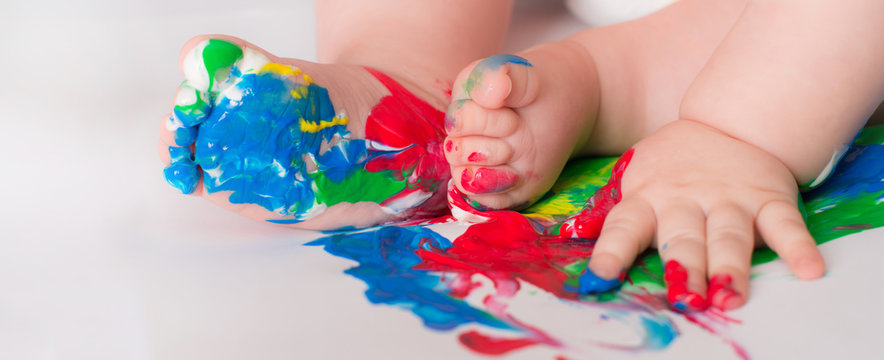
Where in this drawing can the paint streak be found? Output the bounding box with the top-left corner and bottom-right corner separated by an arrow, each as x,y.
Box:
306,226 -> 513,331
460,168 -> 519,194
558,149 -> 633,239
362,67 -> 451,216
458,330 -> 541,355
664,260 -> 708,312
461,54 -> 533,99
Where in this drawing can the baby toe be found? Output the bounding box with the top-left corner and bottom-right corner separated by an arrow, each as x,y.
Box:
444,136 -> 513,166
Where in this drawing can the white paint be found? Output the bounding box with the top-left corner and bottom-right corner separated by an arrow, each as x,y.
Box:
805,144 -> 850,189
181,41 -> 210,92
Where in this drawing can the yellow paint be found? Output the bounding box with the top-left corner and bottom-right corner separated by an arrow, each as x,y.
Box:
291,85 -> 311,99
300,115 -> 350,133
259,62 -> 302,77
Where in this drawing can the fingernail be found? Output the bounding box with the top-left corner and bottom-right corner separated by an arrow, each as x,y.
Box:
664,260 -> 708,312
708,274 -> 742,311
460,168 -> 518,194
467,152 -> 487,162
575,267 -> 626,294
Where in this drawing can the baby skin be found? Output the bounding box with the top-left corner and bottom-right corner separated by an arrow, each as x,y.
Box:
446,0 -> 884,310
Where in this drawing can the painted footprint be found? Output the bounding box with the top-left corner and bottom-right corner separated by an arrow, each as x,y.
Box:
159,36 -> 450,229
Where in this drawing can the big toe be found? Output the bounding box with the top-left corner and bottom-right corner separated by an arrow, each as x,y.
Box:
452,54 -> 539,110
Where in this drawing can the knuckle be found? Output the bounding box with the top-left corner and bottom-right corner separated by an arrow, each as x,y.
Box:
664,229 -> 704,246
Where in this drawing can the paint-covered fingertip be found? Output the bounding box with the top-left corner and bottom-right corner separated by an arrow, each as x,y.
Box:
669,292 -> 708,313
708,274 -> 743,311
574,267 -> 624,294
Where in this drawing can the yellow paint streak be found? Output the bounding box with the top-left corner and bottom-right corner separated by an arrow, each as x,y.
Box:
259,62 -> 303,77
300,115 -> 350,133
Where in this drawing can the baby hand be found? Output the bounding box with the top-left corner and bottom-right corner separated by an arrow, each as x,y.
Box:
588,120 -> 826,311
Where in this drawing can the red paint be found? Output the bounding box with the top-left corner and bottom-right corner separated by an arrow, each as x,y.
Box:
445,140 -> 454,152
467,152 -> 486,162
663,260 -> 708,312
708,274 -> 741,311
559,149 -> 633,239
458,330 -> 540,355
363,68 -> 451,216
415,208 -> 594,300
461,167 -> 518,194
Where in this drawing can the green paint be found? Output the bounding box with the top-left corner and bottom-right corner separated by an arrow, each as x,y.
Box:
202,39 -> 244,91
173,86 -> 210,121
312,169 -> 406,207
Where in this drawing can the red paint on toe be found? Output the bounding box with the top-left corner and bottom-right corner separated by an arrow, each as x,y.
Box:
461,168 -> 518,194
445,140 -> 454,152
467,152 -> 486,162
664,260 -> 708,312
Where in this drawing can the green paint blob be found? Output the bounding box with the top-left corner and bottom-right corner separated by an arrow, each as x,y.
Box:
202,39 -> 244,91
312,169 -> 406,207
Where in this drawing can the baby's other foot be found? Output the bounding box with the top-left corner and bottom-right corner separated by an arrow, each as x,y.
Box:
159,35 -> 450,229
445,43 -> 601,209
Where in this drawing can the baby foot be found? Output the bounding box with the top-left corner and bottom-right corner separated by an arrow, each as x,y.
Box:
445,44 -> 601,209
159,35 -> 450,229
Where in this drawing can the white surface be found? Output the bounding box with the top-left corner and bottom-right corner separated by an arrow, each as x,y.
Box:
1,1 -> 882,359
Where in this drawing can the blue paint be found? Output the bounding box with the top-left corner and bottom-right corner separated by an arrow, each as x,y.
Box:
307,226 -> 515,331
804,144 -> 884,201
462,54 -> 533,100
671,302 -> 688,312
477,54 -> 533,71
640,316 -> 678,349
314,139 -> 369,183
164,146 -> 199,194
191,66 -> 360,219
169,116 -> 198,146
173,101 -> 211,128
567,268 -> 622,294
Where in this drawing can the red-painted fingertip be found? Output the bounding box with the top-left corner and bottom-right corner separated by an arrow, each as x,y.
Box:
664,260 -> 708,312
708,274 -> 742,311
